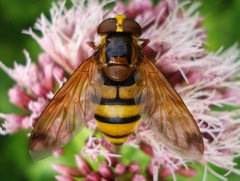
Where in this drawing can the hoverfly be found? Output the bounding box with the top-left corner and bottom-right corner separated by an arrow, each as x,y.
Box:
29,14 -> 204,161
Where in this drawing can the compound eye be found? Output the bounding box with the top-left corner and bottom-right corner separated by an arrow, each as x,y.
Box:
97,18 -> 117,35
97,16 -> 142,37
123,18 -> 142,37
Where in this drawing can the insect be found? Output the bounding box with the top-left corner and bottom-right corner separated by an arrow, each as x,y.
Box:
29,14 -> 204,161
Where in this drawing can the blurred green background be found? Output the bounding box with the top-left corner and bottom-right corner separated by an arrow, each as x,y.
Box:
0,0 -> 240,180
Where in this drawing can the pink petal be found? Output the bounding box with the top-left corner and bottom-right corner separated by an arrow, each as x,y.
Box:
8,85 -> 32,108
223,88 -> 240,105
127,0 -> 152,18
39,53 -> 54,91
21,116 -> 33,129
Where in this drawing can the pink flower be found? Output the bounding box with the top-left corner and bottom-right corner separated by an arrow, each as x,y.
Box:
0,51 -> 65,135
51,154 -> 146,181
1,0 -> 240,180
0,113 -> 31,134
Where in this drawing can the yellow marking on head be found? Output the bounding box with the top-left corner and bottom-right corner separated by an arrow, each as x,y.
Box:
99,36 -> 107,63
95,105 -> 140,118
96,121 -> 139,136
114,14 -> 126,32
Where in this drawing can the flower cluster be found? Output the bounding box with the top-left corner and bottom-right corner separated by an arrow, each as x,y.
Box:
53,154 -> 197,181
53,137 -> 197,181
53,155 -> 148,181
0,51 -> 65,134
1,0 -> 240,180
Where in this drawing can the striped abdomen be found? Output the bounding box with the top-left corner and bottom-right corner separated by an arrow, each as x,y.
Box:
94,82 -> 142,144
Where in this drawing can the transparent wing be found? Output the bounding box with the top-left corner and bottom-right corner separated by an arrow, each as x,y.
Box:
29,57 -> 100,160
138,59 -> 204,161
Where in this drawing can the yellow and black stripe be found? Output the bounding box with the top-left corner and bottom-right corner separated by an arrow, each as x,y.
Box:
93,74 -> 142,144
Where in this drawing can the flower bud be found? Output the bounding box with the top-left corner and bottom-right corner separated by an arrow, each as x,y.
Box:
52,164 -> 81,177
140,142 -> 153,156
55,175 -> 75,181
53,147 -> 64,158
159,167 -> 171,178
131,174 -> 147,181
99,163 -> 113,180
86,172 -> 101,181
147,164 -> 153,176
128,162 -> 140,173
115,163 -> 126,175
177,167 -> 197,177
75,155 -> 91,175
